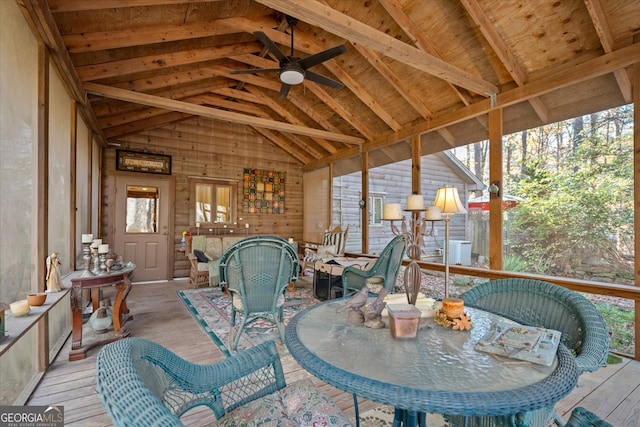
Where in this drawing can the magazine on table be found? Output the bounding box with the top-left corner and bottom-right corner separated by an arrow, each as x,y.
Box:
475,322 -> 561,366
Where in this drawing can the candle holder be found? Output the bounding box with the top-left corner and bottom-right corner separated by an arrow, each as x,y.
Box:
385,209 -> 439,305
98,252 -> 108,274
91,244 -> 102,275
80,242 -> 95,277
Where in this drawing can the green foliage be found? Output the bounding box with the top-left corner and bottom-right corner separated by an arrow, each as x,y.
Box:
505,106 -> 634,279
502,255 -> 528,272
595,302 -> 635,355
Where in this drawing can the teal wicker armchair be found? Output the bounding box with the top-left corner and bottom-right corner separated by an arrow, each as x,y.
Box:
341,235 -> 406,296
219,235 -> 299,351
96,338 -> 352,426
565,407 -> 612,427
445,278 -> 610,427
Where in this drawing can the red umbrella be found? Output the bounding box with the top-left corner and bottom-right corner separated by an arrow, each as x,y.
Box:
467,194 -> 522,211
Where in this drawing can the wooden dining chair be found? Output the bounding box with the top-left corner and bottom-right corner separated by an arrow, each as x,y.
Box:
444,278 -> 610,427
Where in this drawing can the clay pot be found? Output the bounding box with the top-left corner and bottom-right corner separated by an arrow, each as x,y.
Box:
27,293 -> 47,307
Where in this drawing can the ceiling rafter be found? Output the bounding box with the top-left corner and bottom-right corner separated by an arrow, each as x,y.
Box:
255,0 -> 498,96
350,42 -> 456,146
48,0 -> 224,12
459,0 -> 549,122
76,41 -> 261,81
244,85 -> 339,154
84,82 -> 365,144
583,0 -> 633,103
304,40 -> 640,171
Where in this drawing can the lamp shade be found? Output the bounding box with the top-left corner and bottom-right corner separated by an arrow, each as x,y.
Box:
433,186 -> 467,215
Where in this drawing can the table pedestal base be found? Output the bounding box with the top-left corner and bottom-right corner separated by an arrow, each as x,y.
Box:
393,409 -> 426,427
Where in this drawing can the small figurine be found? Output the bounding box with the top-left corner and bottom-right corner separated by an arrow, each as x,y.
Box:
45,252 -> 63,292
336,285 -> 370,324
363,288 -> 388,329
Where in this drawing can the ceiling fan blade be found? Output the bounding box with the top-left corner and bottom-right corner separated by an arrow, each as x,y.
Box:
253,31 -> 289,64
298,45 -> 347,69
279,83 -> 291,98
305,71 -> 344,89
230,68 -> 281,75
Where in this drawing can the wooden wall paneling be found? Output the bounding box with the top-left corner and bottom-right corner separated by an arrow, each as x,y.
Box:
103,119 -> 303,278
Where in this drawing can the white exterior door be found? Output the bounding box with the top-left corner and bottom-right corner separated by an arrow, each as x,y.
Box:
114,175 -> 170,282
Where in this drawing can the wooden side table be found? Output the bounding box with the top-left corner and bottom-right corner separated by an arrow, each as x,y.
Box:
69,265 -> 135,361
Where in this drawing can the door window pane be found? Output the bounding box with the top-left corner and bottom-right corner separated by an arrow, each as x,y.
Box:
126,186 -> 158,233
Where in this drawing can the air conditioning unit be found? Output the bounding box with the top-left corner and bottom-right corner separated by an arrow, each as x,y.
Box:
444,240 -> 471,266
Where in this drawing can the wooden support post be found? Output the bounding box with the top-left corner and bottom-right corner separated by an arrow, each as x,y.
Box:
488,108 -> 503,270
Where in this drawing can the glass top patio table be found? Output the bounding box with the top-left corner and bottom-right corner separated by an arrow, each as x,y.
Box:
285,298 -> 579,422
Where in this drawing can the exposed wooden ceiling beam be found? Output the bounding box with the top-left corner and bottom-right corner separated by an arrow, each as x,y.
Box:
48,0 -> 224,13
255,0 -> 498,96
304,40 -> 640,171
244,86 -> 338,154
584,0 -> 633,103
229,53 -> 374,140
84,82 -> 365,145
62,18 -> 238,53
460,0 -> 549,122
76,42 -> 261,81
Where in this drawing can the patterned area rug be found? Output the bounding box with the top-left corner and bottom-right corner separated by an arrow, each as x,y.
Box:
358,406 -> 448,427
177,285 -> 319,357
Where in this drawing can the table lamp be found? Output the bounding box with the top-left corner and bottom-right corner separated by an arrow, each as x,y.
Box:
433,185 -> 467,298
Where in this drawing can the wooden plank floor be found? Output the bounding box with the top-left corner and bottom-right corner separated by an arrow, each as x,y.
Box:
27,280 -> 640,426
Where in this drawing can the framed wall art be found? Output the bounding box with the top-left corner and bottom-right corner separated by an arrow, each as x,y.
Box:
242,168 -> 285,214
116,150 -> 171,175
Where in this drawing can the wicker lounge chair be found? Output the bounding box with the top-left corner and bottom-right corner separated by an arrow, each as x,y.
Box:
445,278 -> 610,427
96,338 -> 352,426
341,235 -> 406,296
219,235 -> 299,351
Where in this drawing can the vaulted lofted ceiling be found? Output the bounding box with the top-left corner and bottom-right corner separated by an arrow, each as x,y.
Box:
19,0 -> 640,171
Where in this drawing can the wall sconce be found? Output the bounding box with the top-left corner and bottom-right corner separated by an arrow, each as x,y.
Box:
488,181 -> 500,199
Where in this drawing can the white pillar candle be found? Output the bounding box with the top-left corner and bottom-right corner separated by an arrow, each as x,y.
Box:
406,194 -> 424,210
81,234 -> 94,243
245,223 -> 249,229
288,237 -> 294,243
425,206 -> 442,220
196,222 -> 200,228
98,244 -> 109,254
93,238 -> 102,246
383,203 -> 403,220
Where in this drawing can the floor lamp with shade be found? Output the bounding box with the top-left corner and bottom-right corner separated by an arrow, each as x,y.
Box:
433,186 -> 467,298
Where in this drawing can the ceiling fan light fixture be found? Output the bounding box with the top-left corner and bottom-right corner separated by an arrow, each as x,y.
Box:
280,64 -> 305,85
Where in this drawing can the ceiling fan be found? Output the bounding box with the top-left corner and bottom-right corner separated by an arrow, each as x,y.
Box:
230,16 -> 347,98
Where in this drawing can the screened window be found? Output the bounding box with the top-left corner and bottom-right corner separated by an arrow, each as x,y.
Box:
190,179 -> 236,225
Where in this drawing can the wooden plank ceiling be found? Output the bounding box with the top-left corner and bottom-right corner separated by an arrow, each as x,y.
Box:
19,0 -> 640,170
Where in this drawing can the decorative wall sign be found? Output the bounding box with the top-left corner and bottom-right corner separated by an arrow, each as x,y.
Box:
242,168 -> 285,214
116,150 -> 171,175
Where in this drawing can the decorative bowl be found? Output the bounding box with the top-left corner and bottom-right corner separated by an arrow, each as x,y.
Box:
27,293 -> 47,307
10,300 -> 31,317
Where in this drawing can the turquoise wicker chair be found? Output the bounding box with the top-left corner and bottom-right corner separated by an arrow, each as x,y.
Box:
445,278 -> 610,427
341,235 -> 406,296
565,407 -> 612,427
219,235 -> 299,351
96,338 -> 352,426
